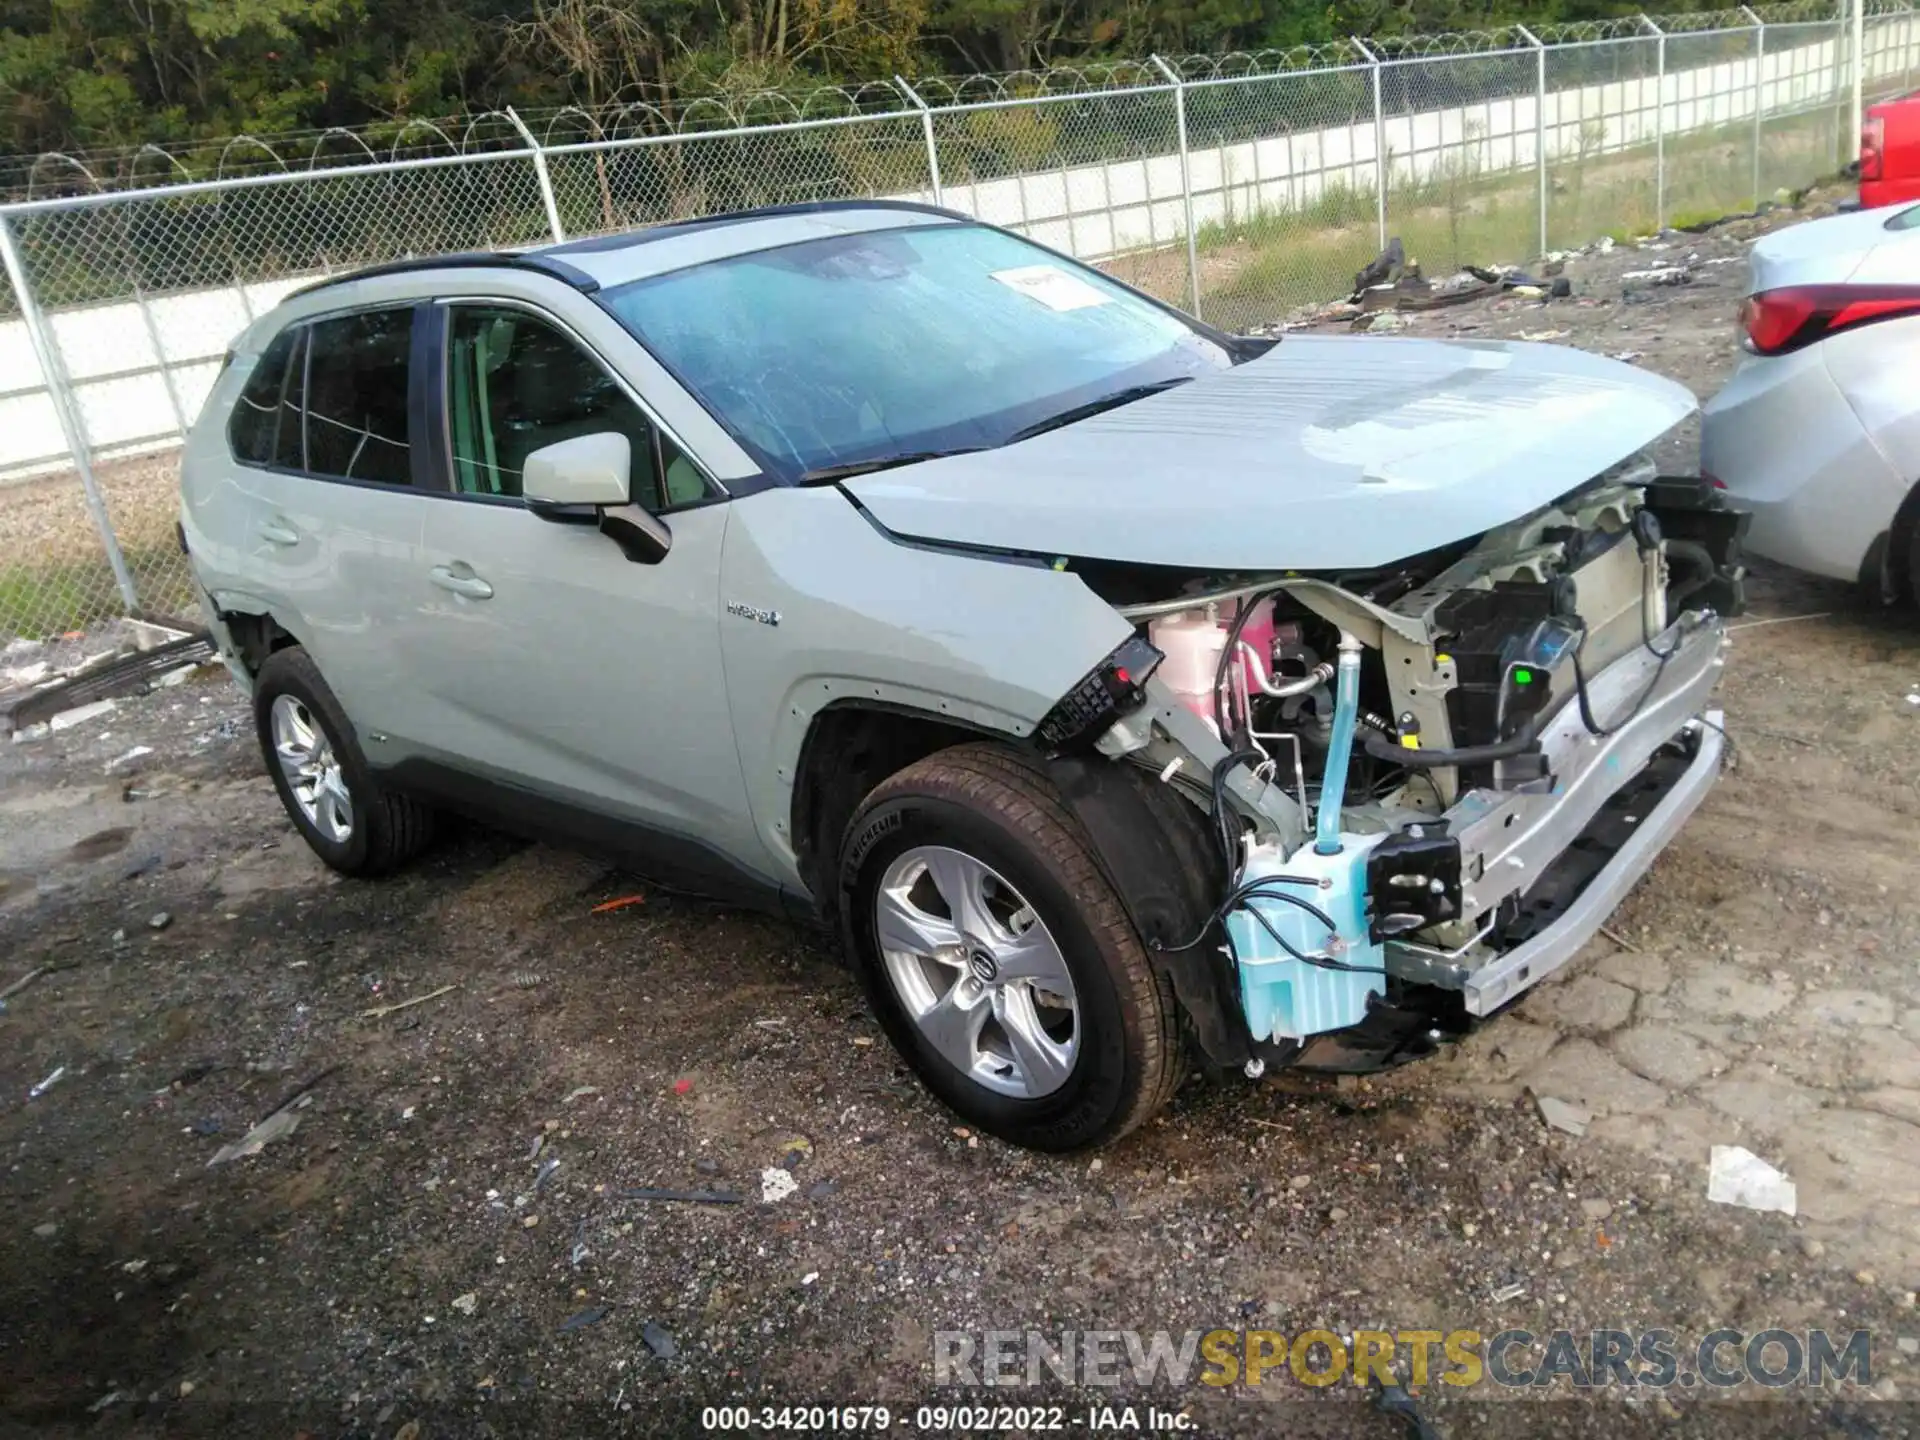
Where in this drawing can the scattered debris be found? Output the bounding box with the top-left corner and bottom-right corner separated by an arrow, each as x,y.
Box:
451,1292 -> 478,1316
590,894 -> 647,914
535,1157 -> 562,1192
1351,237 -> 1407,295
672,1078 -> 693,1096
1489,1281 -> 1528,1303
616,1187 -> 746,1205
563,1085 -> 600,1103
1372,1381 -> 1442,1440
805,1179 -> 839,1201
1707,1145 -> 1797,1216
1599,924 -> 1641,953
360,983 -> 456,1019
105,745 -> 154,772
206,1103 -> 305,1166
510,971 -> 543,989
558,1305 -> 607,1333
761,1167 -> 799,1204
207,1069 -> 338,1166
0,967 -> 46,1002
28,1066 -> 66,1099
1621,265 -> 1692,286
49,699 -> 117,733
778,1136 -> 813,1170
1533,1093 -> 1592,1137
527,1133 -> 546,1162
1727,611 -> 1833,632
1359,311 -> 1409,333
1610,350 -> 1645,363
148,911 -> 172,931
87,1390 -> 125,1414
1516,329 -> 1570,341
641,1321 -> 678,1359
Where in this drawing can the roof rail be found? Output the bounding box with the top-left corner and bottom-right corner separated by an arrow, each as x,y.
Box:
288,250 -> 601,299
543,198 -> 970,257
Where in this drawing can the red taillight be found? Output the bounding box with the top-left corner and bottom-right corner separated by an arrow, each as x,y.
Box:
1741,284 -> 1920,355
1861,116 -> 1885,180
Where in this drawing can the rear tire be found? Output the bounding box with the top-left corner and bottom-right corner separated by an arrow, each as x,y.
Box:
253,647 -> 435,876
837,743 -> 1181,1150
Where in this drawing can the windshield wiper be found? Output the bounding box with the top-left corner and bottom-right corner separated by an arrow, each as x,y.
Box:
1004,377 -> 1196,444
798,448 -> 986,485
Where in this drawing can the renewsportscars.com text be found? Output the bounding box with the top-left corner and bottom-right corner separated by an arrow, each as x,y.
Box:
934,1327 -> 1874,1390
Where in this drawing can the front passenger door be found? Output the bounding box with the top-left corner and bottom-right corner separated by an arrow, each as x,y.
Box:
402,303 -> 770,885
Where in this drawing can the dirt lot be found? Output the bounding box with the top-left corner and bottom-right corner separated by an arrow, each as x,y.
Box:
5,193 -> 1920,1438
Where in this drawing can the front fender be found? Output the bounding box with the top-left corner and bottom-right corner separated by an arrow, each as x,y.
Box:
719,487 -> 1133,888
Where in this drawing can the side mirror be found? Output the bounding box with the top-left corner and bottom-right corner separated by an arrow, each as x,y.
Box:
522,431 -> 672,564
523,432 -> 632,508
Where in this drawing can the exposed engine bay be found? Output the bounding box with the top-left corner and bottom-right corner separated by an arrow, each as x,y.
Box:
1038,461 -> 1747,1074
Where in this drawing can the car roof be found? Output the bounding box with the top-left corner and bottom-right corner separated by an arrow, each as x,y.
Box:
291,200 -> 966,303
1748,202 -> 1920,292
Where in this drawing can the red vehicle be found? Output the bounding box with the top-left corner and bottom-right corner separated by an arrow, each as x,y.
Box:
1861,92 -> 1920,209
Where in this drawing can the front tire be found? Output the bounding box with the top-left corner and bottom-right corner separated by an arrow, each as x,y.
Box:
253,647 -> 434,876
837,743 -> 1181,1150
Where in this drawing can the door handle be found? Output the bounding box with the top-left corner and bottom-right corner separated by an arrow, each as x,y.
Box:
429,564 -> 494,600
258,519 -> 300,547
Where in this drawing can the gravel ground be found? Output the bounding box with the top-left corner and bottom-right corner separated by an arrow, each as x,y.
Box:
5,191 -> 1920,1439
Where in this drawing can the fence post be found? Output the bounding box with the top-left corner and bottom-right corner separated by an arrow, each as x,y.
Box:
0,212 -> 139,614
1852,0 -> 1865,160
1150,55 -> 1203,319
1516,24 -> 1548,257
506,107 -> 566,244
1742,6 -> 1766,208
1639,16 -> 1667,229
1352,38 -> 1388,248
893,77 -> 945,206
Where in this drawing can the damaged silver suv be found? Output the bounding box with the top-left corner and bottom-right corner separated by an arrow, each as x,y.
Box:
181,201 -> 1746,1150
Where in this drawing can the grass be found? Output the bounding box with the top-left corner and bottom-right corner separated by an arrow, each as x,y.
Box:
0,545 -> 193,641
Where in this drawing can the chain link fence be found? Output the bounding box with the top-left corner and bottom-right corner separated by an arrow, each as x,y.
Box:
1,3 -> 1914,660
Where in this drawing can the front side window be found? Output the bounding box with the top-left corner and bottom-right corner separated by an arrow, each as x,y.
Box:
600,222 -> 1232,482
445,306 -> 707,510
302,308 -> 415,486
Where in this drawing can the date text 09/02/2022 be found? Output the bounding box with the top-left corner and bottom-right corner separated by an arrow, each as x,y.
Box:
699,1405 -> 1193,1432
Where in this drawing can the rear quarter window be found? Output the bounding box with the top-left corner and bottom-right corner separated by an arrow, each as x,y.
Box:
227,329 -> 299,465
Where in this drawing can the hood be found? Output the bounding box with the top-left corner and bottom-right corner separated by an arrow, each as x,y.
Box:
841,335 -> 1695,572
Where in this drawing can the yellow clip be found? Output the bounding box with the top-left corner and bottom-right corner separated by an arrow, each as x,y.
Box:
1400,735 -> 1422,749
1434,653 -> 1453,667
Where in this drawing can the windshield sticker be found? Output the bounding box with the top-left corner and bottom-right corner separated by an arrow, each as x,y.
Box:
989,264 -> 1112,312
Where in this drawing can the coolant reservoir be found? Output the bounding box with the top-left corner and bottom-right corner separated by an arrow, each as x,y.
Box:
1227,837 -> 1386,1042
1149,610 -> 1228,727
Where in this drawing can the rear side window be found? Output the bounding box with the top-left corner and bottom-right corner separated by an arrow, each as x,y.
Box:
227,329 -> 298,465
303,309 -> 415,486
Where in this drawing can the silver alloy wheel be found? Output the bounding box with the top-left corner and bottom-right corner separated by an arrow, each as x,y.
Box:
873,845 -> 1079,1099
269,693 -> 354,844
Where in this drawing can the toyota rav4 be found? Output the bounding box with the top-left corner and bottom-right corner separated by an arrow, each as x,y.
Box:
181,201 -> 1746,1150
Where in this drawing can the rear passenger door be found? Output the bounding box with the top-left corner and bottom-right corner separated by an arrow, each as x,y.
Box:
237,303 -> 437,746
401,301 -> 764,878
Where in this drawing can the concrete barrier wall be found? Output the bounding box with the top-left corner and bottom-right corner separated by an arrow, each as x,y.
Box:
2,15 -> 1911,483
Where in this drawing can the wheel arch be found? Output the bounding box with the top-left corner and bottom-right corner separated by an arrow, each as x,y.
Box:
794,704 -> 1253,1069
789,700 -> 995,922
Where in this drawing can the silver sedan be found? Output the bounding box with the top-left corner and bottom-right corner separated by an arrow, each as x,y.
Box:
1702,202 -> 1920,598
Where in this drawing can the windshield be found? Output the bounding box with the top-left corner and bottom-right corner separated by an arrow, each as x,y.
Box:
600,223 -> 1232,482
